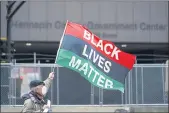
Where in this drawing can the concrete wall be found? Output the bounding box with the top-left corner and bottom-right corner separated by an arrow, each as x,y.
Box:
0,1 -> 7,38
1,1 -> 168,42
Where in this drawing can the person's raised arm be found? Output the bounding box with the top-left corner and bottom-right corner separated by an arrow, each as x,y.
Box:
43,72 -> 55,91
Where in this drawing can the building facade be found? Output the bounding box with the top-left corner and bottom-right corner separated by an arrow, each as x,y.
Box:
1,1 -> 168,63
0,1 -> 168,105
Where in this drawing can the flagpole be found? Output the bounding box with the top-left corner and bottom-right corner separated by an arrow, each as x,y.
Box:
52,20 -> 69,72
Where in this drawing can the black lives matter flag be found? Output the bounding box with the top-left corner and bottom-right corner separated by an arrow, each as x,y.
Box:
55,21 -> 136,93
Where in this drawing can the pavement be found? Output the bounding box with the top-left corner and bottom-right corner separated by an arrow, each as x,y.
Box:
1,105 -> 168,112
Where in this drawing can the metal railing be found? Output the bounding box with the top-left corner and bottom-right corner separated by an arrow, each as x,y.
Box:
0,63 -> 168,105
2,52 -> 168,63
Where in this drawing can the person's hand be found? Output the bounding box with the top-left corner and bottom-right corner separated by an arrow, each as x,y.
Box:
48,72 -> 54,80
43,104 -> 50,109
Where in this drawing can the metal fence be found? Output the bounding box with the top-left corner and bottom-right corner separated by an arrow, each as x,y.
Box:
0,63 -> 168,105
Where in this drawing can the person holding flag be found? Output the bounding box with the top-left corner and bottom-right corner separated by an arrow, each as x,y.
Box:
21,72 -> 54,113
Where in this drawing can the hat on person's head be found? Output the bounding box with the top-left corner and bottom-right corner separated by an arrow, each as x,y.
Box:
29,80 -> 45,89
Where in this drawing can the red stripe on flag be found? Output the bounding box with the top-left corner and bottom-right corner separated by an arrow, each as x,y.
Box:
64,22 -> 136,70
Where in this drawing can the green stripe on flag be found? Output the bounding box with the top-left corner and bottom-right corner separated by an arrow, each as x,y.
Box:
56,48 -> 124,93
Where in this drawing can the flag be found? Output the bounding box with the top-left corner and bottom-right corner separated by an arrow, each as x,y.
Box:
55,21 -> 136,93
